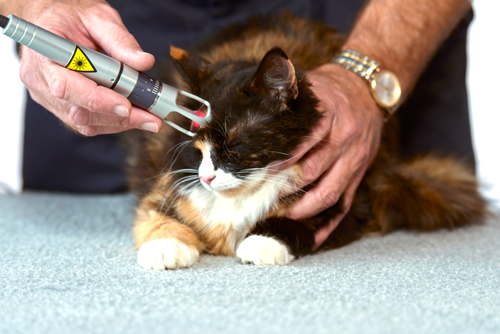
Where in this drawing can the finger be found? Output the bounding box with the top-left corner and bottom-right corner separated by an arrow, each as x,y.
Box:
287,151 -> 365,219
74,123 -> 157,137
66,105 -> 163,130
278,144 -> 342,198
313,217 -> 342,251
37,59 -> 129,113
278,125 -> 343,197
29,87 -> 162,135
277,113 -> 333,173
83,7 -> 155,72
287,161 -> 348,220
312,179 -> 359,250
46,65 -> 160,121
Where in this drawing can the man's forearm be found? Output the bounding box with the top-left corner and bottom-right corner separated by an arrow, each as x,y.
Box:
0,1 -> 43,16
343,0 -> 472,95
0,0 -> 106,19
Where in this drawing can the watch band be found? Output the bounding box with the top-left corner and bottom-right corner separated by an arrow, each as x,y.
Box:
333,50 -> 380,81
331,49 -> 401,117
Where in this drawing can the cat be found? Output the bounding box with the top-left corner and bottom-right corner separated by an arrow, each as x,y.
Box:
126,12 -> 488,270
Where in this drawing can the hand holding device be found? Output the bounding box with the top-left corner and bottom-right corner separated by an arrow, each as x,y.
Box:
1,10 -> 210,137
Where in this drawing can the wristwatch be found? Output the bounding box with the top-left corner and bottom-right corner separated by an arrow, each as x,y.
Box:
331,50 -> 402,117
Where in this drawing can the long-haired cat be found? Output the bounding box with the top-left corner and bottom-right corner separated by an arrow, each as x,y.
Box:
126,12 -> 488,270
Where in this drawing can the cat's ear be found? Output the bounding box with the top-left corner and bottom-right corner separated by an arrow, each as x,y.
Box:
170,45 -> 211,86
250,47 -> 299,107
170,46 -> 190,61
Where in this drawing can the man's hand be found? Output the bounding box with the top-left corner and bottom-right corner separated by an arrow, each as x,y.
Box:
277,0 -> 471,250
282,63 -> 385,249
17,0 -> 163,136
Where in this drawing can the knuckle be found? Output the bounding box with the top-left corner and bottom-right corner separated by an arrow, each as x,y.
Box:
68,105 -> 90,126
87,2 -> 120,21
314,116 -> 331,138
343,120 -> 362,140
355,145 -> 369,164
315,188 -> 341,210
113,30 -> 136,51
48,72 -> 68,100
342,196 -> 354,212
75,125 -> 98,137
19,64 -> 33,87
99,3 -> 121,19
27,91 -> 44,105
301,159 -> 321,184
18,52 -> 39,86
117,116 -> 132,128
84,90 -> 100,113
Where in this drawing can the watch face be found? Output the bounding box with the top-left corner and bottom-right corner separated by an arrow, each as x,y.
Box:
371,71 -> 401,109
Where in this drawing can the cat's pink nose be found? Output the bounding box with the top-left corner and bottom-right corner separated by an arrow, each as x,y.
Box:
200,175 -> 216,186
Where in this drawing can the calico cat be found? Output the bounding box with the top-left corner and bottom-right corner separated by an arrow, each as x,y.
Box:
126,12 -> 488,270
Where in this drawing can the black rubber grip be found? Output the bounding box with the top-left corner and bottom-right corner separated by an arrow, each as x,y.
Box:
0,15 -> 9,29
128,72 -> 161,110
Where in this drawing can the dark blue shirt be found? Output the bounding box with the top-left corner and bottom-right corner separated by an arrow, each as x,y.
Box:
22,0 -> 474,193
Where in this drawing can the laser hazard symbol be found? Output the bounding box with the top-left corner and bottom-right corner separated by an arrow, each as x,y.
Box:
66,47 -> 96,72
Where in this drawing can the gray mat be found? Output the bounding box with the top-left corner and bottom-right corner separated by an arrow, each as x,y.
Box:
0,192 -> 499,334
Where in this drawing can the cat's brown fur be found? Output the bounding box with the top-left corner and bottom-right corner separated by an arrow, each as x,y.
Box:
127,12 -> 488,269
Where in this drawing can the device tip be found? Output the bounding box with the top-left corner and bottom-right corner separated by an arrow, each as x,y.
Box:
0,15 -> 9,29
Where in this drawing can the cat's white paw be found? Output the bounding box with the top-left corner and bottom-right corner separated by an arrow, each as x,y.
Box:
236,235 -> 294,266
137,239 -> 199,270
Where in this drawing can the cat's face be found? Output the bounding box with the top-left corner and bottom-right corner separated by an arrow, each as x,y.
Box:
172,47 -> 321,198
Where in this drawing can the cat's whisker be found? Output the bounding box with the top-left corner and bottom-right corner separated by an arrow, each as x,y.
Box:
137,141 -> 191,186
268,151 -> 289,156
167,175 -> 199,194
159,182 -> 195,216
163,140 -> 192,175
160,140 -> 190,166
302,135 -> 336,145
258,139 -> 321,170
168,169 -> 198,175
224,144 -> 244,165
157,175 -> 200,213
223,116 -> 228,137
241,174 -> 308,196
141,172 -> 168,183
236,167 -> 268,175
207,113 -> 226,137
159,169 -> 197,186
168,179 -> 201,214
152,141 -> 192,185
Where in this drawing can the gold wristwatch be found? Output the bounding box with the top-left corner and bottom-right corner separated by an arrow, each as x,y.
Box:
331,50 -> 401,117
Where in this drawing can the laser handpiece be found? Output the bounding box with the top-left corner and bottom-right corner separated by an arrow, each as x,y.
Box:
0,14 -> 211,137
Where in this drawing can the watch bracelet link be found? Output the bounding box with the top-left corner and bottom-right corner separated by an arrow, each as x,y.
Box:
334,57 -> 378,81
331,49 -> 401,117
334,50 -> 380,81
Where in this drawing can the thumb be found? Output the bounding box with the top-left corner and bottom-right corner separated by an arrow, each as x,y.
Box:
83,7 -> 155,72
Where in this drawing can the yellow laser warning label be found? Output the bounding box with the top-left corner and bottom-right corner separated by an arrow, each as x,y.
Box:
66,47 -> 96,72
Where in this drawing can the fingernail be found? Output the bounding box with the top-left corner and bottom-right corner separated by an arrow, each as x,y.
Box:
141,122 -> 159,133
135,49 -> 153,56
114,105 -> 129,117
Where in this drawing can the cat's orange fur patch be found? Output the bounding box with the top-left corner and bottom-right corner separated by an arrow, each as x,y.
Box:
176,198 -> 238,256
170,46 -> 190,60
134,207 -> 204,252
193,140 -> 209,156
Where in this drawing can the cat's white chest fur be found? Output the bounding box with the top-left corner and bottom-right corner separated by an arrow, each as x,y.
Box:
187,169 -> 282,231
186,176 -> 295,265
187,148 -> 296,242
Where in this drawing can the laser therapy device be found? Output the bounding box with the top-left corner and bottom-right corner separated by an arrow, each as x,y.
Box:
0,14 -> 211,137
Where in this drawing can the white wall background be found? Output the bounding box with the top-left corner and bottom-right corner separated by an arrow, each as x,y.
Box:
1,2 -> 499,203
468,0 -> 500,208
0,35 -> 25,194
